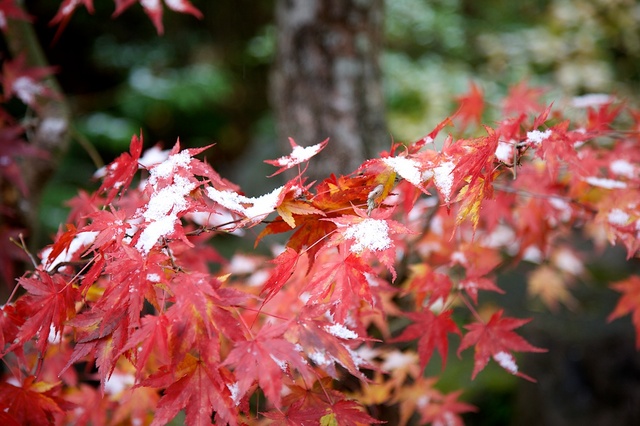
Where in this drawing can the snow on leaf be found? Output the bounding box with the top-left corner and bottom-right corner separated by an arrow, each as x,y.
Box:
206,185 -> 285,224
457,309 -> 546,382
343,218 -> 391,253
1,54 -> 59,110
381,156 -> 422,186
526,129 -> 552,145
433,159 -> 456,204
264,137 -> 329,177
584,176 -> 627,189
326,207 -> 412,281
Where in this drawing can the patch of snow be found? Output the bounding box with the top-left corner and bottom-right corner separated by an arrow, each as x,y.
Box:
343,218 -> 391,253
382,156 -> 422,186
527,129 -> 552,145
584,177 -> 627,189
433,159 -> 455,203
493,351 -> 518,374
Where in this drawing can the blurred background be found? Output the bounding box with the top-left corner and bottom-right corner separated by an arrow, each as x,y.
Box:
10,0 -> 640,424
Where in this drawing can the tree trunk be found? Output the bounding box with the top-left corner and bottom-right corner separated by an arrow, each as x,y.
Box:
270,0 -> 387,181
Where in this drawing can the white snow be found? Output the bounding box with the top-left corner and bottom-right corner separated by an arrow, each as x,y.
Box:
610,159 -> 635,179
227,382 -> 241,406
104,371 -> 135,396
325,323 -> 358,340
138,146 -> 171,169
433,159 -> 455,203
382,350 -> 417,371
12,76 -> 41,106
134,154 -> 197,254
308,350 -> 331,366
554,249 -> 584,275
382,156 -> 422,186
146,273 -> 161,282
149,151 -> 192,185
571,93 -> 613,108
526,129 -> 552,145
495,141 -> 515,164
206,186 -> 284,222
343,218 -> 391,253
42,231 -> 98,270
608,208 -> 630,226
493,351 -> 518,374
271,140 -> 325,167
584,177 -> 627,189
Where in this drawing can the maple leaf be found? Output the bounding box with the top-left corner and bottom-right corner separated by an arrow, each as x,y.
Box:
0,376 -> 73,426
458,309 -> 546,381
261,247 -> 301,304
143,353 -> 238,426
119,314 -> 171,378
502,80 -> 546,116
0,0 -> 32,32
418,389 -> 477,426
10,270 -> 78,355
1,54 -> 59,110
303,246 -> 376,321
459,277 -> 504,305
96,132 -> 143,203
608,275 -> 640,348
325,206 -> 412,280
455,82 -> 484,130
402,264 -> 453,308
391,309 -> 460,371
265,137 -> 329,177
527,265 -> 577,311
320,399 -> 384,425
114,0 -> 202,35
288,306 -> 369,380
222,322 -> 311,407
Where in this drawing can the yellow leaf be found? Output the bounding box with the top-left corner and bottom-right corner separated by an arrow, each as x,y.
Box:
528,265 -> 577,311
276,199 -> 325,228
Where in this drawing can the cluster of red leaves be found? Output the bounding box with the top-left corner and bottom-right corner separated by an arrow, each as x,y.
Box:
2,79 -> 640,425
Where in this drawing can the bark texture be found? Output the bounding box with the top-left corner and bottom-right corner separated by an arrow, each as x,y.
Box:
270,0 -> 387,181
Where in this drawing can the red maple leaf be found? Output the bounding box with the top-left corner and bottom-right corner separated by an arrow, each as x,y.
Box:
264,137 -> 329,177
457,309 -> 546,381
0,377 -> 73,426
303,246 -> 376,322
455,82 -> 484,130
222,322 -> 311,407
325,206 -> 412,281
502,80 -> 546,116
322,399 -> 384,425
1,54 -> 59,110
114,0 -> 202,35
261,247 -> 301,304
119,314 -> 171,378
418,389 -> 477,426
608,275 -> 640,348
0,0 -> 32,32
391,309 -> 460,371
96,132 -> 143,203
10,270 -> 78,355
143,353 -> 238,426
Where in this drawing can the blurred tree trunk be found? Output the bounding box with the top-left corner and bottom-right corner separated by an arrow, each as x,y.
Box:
270,0 -> 387,181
